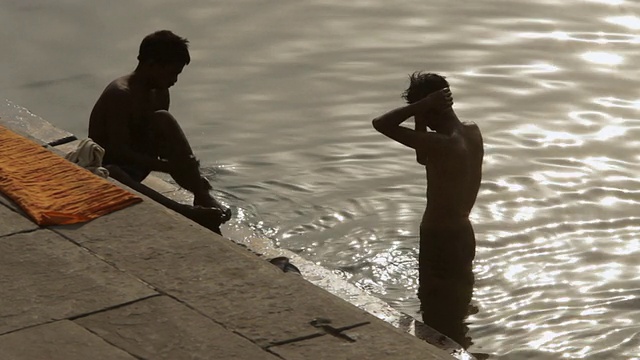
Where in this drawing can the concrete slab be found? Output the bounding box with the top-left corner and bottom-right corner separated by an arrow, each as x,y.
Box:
0,229 -> 157,334
0,113 -> 461,359
140,177 -> 473,359
75,295 -> 280,360
142,172 -> 416,330
0,191 -> 22,212
51,199 -> 453,359
0,320 -> 137,360
269,320 -> 453,360
0,200 -> 38,237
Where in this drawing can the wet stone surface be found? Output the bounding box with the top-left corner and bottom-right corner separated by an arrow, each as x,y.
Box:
0,100 -> 75,146
0,229 -> 157,334
0,320 -> 137,360
0,200 -> 38,237
75,295 -> 280,360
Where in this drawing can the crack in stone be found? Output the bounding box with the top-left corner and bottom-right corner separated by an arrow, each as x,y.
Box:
77,324 -> 146,360
68,294 -> 162,321
0,227 -> 40,239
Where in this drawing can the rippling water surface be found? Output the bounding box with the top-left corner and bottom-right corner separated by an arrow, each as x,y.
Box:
3,0 -> 640,358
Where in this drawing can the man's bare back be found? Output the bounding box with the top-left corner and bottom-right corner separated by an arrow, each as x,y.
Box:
421,122 -> 483,228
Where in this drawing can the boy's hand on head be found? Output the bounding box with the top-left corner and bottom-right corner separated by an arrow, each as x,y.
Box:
429,88 -> 453,111
416,88 -> 453,113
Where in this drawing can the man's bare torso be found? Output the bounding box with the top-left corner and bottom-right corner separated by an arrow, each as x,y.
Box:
88,74 -> 168,156
421,122 -> 483,227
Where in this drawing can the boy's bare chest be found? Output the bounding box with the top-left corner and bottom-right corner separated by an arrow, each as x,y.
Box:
130,91 -> 162,118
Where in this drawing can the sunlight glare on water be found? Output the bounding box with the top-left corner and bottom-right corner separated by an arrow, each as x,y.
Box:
1,0 -> 640,358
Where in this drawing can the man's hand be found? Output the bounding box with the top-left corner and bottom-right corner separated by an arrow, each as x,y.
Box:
414,88 -> 453,113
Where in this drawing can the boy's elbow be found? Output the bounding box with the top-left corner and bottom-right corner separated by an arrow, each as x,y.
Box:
372,117 -> 382,132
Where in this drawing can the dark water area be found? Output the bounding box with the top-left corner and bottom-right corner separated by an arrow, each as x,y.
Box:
3,0 -> 640,357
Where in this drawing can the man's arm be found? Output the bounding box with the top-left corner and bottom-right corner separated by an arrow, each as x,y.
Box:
103,89 -> 169,171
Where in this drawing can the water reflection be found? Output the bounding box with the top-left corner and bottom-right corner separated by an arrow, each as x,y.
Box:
605,15 -> 640,29
419,266 -> 476,351
580,51 -> 624,65
6,0 -> 640,357
416,223 -> 489,358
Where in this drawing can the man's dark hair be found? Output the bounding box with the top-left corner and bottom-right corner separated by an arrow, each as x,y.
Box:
138,30 -> 190,65
401,72 -> 449,104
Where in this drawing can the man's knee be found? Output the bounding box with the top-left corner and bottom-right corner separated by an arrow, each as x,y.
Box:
152,110 -> 179,129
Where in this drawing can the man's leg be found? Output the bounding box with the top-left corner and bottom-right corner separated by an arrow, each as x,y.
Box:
105,165 -> 224,234
418,224 -> 475,347
150,110 -> 225,209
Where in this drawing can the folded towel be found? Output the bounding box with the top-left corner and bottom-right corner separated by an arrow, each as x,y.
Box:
0,125 -> 142,225
65,138 -> 109,178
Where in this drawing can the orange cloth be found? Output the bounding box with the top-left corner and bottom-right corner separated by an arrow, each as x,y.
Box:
0,125 -> 142,225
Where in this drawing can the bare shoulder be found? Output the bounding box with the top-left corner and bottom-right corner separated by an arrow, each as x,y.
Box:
99,76 -> 134,105
462,121 -> 480,131
104,75 -> 132,95
462,122 -> 482,139
461,122 -> 484,156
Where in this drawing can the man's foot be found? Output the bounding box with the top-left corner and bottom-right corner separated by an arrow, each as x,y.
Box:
193,177 -> 222,207
185,206 -> 225,234
193,193 -> 221,208
220,207 -> 232,223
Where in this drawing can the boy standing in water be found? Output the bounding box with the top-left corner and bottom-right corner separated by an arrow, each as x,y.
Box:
89,30 -> 231,233
372,72 -> 483,343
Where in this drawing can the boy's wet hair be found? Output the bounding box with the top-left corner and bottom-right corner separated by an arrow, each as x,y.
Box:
138,30 -> 191,66
401,72 -> 449,104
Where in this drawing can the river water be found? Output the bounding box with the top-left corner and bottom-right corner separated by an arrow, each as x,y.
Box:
2,0 -> 640,358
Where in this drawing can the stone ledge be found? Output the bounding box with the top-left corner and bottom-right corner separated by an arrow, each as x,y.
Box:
0,320 -> 137,360
75,295 -> 281,360
49,177 -> 453,359
0,200 -> 39,237
0,229 -> 157,335
0,99 -> 75,146
1,110 -> 464,359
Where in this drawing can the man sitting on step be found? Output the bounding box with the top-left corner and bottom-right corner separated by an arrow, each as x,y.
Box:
88,30 -> 231,233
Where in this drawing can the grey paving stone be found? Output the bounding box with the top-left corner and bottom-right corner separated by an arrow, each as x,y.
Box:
75,295 -> 280,360
0,320 -> 137,360
53,202 -> 363,340
0,200 -> 38,237
269,318 -> 453,360
0,229 -> 157,334
52,200 -> 452,359
0,191 -> 22,212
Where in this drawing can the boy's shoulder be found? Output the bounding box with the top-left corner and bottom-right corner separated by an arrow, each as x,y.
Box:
104,75 -> 133,93
99,75 -> 134,103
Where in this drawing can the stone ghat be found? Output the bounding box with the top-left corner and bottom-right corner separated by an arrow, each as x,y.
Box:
0,103 -> 471,360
